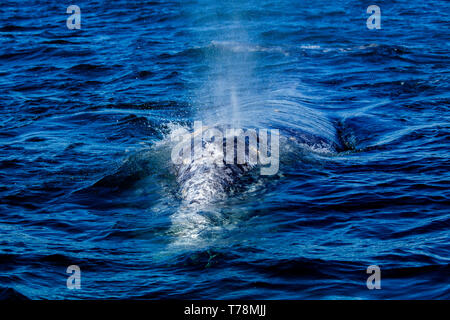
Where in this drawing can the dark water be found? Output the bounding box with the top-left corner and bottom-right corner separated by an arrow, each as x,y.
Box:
0,0 -> 449,299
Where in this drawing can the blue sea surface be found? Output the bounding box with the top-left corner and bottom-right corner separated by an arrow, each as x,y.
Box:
0,0 -> 449,299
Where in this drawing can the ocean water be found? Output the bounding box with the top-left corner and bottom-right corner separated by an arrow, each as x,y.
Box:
0,0 -> 449,299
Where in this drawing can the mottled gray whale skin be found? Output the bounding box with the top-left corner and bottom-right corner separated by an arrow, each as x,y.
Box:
171,127 -> 255,205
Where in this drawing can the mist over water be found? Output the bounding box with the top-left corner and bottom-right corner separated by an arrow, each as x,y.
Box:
0,0 -> 449,299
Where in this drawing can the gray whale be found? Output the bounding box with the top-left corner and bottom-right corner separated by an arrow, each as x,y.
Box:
167,123 -> 338,245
